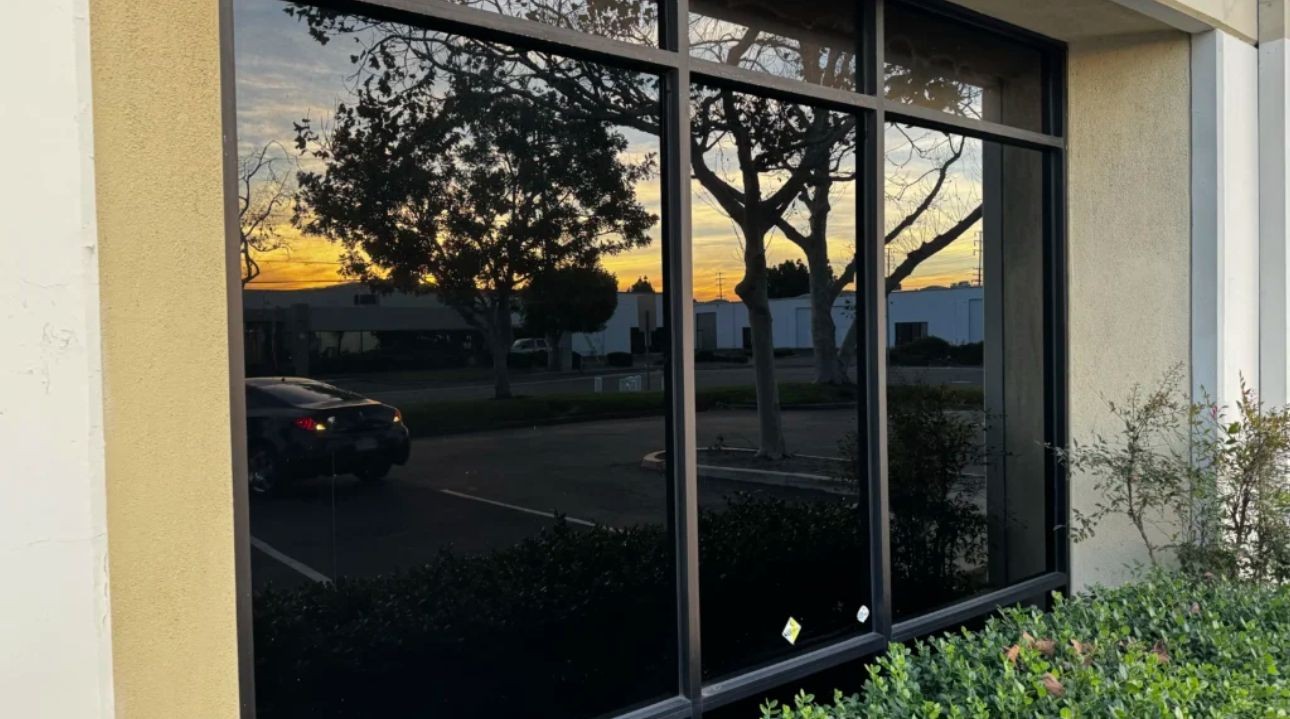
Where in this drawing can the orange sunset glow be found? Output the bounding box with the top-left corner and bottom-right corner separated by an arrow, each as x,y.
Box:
237,0 -> 981,301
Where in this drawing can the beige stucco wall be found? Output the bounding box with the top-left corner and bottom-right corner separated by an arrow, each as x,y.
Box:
72,0 -> 1196,711
89,0 -> 244,715
1164,0 -> 1257,40
1066,31 -> 1193,590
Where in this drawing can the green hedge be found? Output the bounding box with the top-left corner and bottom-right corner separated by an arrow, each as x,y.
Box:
764,573 -> 1290,719
397,383 -> 983,438
889,337 -> 983,367
253,496 -> 869,718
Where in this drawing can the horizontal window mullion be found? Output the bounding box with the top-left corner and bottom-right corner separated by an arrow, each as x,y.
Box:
349,0 -> 683,71
883,101 -> 1064,150
612,695 -> 694,719
689,58 -> 879,113
699,632 -> 888,712
890,572 -> 1068,643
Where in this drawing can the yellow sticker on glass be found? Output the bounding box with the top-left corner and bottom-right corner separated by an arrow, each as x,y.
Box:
782,617 -> 802,645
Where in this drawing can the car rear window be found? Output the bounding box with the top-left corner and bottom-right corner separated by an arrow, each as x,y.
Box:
256,381 -> 364,406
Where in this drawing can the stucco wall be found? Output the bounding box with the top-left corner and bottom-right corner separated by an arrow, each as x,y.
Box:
1067,31 -> 1193,590
0,1 -> 115,716
89,0 -> 244,715
1159,0 -> 1257,40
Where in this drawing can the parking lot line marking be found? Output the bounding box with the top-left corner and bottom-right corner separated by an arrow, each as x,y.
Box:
250,536 -> 332,584
438,489 -> 599,528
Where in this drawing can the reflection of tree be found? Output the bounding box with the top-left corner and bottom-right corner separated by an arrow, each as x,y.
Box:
238,141 -> 297,285
837,126 -> 982,374
884,9 -> 988,121
451,0 -> 658,45
692,88 -> 856,456
253,493 -> 863,716
522,264 -> 620,370
839,387 -> 989,613
281,5 -> 981,452
766,259 -> 810,299
885,128 -> 981,290
688,0 -> 856,90
886,388 -> 988,608
293,59 -> 655,399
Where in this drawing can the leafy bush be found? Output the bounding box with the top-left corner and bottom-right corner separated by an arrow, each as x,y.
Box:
505,350 -> 546,369
762,573 -> 1290,718
949,341 -> 983,366
889,336 -> 953,366
887,386 -> 988,611
606,350 -> 633,367
696,349 -> 750,364
398,391 -> 665,436
253,496 -> 864,717
888,382 -> 983,410
889,338 -> 983,367
1057,366 -> 1290,583
838,385 -> 989,616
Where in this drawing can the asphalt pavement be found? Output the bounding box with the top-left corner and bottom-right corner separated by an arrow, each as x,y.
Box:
249,409 -> 858,591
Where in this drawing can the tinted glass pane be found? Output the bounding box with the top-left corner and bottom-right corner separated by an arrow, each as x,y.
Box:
884,122 -> 1048,619
255,379 -> 365,405
689,0 -> 857,90
690,83 -> 868,679
236,1 -> 673,715
449,0 -> 659,45
885,2 -> 1045,132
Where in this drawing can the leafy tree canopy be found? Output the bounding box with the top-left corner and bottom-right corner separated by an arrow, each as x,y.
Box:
522,264 -> 620,337
628,275 -> 655,293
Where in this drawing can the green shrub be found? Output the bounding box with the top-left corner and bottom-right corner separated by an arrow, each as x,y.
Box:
763,573 -> 1290,719
505,350 -> 546,368
1057,366 -> 1290,583
888,382 -> 983,410
696,349 -> 750,364
886,386 -> 988,611
398,391 -> 665,436
253,496 -> 865,718
889,338 -> 984,367
837,385 -> 990,616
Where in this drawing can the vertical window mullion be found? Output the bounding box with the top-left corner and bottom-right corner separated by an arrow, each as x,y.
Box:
1044,146 -> 1070,583
662,0 -> 702,712
865,0 -> 893,641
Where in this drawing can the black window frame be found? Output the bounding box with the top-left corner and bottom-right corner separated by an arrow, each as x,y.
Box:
221,0 -> 1069,715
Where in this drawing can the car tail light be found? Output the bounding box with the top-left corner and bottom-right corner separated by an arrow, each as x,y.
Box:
293,416 -> 328,432
392,409 -> 403,424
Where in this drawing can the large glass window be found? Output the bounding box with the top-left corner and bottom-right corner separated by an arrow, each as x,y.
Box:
231,0 -> 1065,715
689,84 -> 867,679
688,0 -> 858,89
447,0 -> 659,45
884,123 -> 1048,619
884,1 -> 1046,131
237,2 -> 673,716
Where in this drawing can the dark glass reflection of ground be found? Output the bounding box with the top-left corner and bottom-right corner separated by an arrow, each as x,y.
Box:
246,356 -> 885,715
249,396 -> 677,719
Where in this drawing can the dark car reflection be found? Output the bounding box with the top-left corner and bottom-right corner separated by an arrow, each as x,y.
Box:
245,377 -> 410,494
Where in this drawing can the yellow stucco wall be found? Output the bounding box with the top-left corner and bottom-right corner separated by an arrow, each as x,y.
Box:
89,0 -> 244,715
1066,31 -> 1193,589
